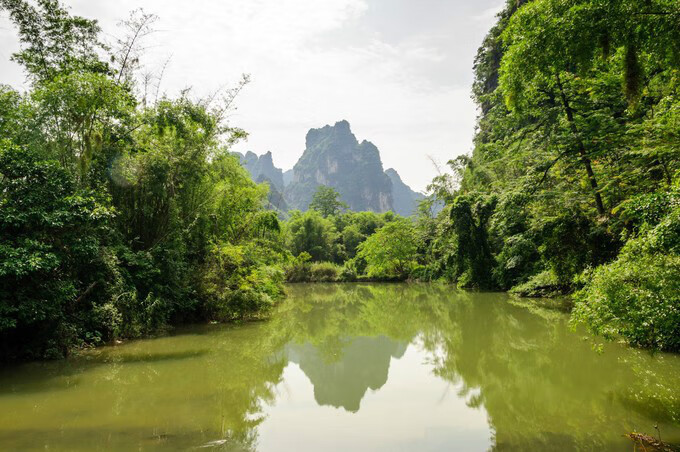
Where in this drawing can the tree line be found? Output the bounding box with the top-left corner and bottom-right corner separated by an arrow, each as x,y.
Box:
0,0 -> 288,360
1,0 -> 678,360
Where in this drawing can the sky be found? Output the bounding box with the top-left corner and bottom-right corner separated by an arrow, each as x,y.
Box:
0,0 -> 504,191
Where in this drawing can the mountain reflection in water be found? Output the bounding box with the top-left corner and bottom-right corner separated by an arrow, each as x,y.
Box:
0,283 -> 679,451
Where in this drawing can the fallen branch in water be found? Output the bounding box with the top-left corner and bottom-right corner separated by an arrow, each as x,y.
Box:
626,432 -> 678,452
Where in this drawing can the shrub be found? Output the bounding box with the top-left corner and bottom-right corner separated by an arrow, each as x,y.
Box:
199,243 -> 284,321
284,256 -> 343,283
510,270 -> 570,298
572,209 -> 680,352
309,262 -> 342,282
340,259 -> 359,281
284,252 -> 312,282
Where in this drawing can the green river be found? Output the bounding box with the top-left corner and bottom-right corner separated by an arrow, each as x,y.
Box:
1,284 -> 679,451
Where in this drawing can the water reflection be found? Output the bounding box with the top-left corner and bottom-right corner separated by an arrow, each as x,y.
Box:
0,283 -> 679,451
287,336 -> 407,412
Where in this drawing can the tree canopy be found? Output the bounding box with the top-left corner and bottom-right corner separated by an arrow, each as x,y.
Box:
309,185 -> 348,218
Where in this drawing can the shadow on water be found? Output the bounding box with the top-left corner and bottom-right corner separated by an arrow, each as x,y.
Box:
0,349 -> 211,396
0,283 -> 679,451
85,348 -> 210,364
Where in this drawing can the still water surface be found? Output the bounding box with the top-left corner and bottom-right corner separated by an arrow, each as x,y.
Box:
1,284 -> 679,451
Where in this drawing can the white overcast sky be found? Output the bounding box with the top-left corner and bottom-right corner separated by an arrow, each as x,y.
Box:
0,0 -> 503,191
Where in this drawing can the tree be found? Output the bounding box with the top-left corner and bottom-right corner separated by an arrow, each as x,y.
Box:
357,219 -> 417,278
449,193 -> 497,289
0,0 -> 107,83
499,0 -> 680,217
0,145 -> 114,359
285,210 -> 338,262
309,185 -> 348,218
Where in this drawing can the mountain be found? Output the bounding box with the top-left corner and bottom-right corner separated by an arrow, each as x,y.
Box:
234,150 -> 284,191
233,151 -> 288,215
234,121 -> 422,216
385,168 -> 424,216
285,120 -> 394,212
256,174 -> 289,214
282,169 -> 294,187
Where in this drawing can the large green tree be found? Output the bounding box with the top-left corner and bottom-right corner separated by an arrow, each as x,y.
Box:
309,185 -> 348,218
285,210 -> 339,262
357,219 -> 418,278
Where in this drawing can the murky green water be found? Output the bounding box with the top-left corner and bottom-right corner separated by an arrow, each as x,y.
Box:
1,284 -> 679,451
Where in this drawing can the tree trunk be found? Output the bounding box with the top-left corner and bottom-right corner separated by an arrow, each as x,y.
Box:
555,73 -> 606,216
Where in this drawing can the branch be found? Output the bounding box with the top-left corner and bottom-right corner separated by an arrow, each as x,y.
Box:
74,282 -> 98,304
529,149 -> 571,195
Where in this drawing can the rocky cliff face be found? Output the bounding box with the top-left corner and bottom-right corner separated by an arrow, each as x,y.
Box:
285,120 -> 394,212
282,169 -> 294,187
233,151 -> 288,215
234,151 -> 284,191
235,121 -> 422,216
385,168 -> 424,216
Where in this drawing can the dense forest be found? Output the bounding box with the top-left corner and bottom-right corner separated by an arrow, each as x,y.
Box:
0,0 -> 289,360
433,0 -> 680,352
1,0 -> 679,362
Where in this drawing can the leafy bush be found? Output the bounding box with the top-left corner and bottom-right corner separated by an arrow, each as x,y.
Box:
284,252 -> 312,283
510,270 -> 569,298
408,264 -> 429,281
573,209 -> 680,352
617,189 -> 680,230
309,262 -> 342,282
284,256 -> 343,283
199,243 -> 284,321
340,259 -> 359,281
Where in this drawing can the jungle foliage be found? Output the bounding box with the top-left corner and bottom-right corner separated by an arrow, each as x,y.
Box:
281,187 -> 416,282
0,0 -> 286,360
2,0 -> 679,359
416,0 -> 680,351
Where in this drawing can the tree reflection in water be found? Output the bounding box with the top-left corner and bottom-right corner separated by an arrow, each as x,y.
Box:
0,283 -> 679,451
277,284 -> 680,450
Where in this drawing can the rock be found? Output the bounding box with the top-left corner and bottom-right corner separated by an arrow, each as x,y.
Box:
233,150 -> 284,191
285,120 -> 394,212
385,168 -> 424,216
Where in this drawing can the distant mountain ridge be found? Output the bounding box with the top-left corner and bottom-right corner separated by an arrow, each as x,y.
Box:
233,151 -> 284,190
285,120 -> 393,212
236,120 -> 423,216
385,168 -> 425,216
233,151 -> 288,213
